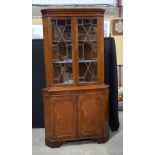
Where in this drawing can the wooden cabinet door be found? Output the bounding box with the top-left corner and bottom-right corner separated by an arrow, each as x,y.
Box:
77,94 -> 103,137
52,96 -> 77,139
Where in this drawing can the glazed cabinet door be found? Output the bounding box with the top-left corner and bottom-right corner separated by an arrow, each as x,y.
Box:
76,17 -> 104,84
77,94 -> 103,137
51,19 -> 75,85
77,18 -> 98,84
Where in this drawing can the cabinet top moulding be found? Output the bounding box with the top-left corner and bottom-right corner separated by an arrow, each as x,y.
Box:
41,8 -> 105,17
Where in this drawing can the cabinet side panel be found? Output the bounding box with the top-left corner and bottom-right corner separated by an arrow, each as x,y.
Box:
42,17 -> 52,87
102,90 -> 109,138
97,17 -> 104,83
43,96 -> 53,139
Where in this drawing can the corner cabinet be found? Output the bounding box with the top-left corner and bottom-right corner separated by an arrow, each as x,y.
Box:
41,8 -> 109,148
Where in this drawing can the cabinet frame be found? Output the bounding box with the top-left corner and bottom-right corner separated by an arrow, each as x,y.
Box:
41,8 -> 109,148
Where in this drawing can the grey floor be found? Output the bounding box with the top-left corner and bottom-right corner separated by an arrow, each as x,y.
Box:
32,112 -> 123,155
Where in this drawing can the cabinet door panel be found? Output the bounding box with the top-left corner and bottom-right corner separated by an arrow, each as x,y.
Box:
52,96 -> 77,139
51,19 -> 74,85
78,94 -> 103,137
77,19 -> 98,84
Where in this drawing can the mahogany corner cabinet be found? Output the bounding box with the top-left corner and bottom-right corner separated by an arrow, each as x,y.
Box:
41,8 -> 109,148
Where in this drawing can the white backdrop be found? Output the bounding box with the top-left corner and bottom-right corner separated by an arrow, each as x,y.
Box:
32,0 -> 117,5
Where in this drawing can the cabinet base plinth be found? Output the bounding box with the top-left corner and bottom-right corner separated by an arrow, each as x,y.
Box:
96,136 -> 109,144
45,138 -> 64,148
45,135 -> 109,148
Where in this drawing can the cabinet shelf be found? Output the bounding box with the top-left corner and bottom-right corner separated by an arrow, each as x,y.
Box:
53,59 -> 97,64
78,40 -> 97,43
53,59 -> 73,64
52,40 -> 72,43
79,81 -> 97,84
52,40 -> 96,43
78,24 -> 97,26
79,59 -> 97,63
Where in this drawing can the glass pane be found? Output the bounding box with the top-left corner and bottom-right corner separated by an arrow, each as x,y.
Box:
51,19 -> 73,85
78,19 -> 98,83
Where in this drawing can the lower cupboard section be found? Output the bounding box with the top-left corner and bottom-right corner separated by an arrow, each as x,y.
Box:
43,87 -> 109,148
